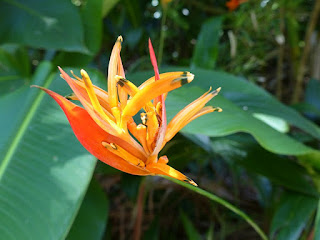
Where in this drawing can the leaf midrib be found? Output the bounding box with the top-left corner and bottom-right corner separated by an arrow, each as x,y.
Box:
0,75 -> 53,181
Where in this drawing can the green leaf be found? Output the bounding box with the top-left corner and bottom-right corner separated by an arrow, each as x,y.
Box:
0,45 -> 31,93
300,78 -> 320,120
0,0 -> 88,53
211,135 -> 318,196
66,179 -> 108,240
53,0 -> 103,66
163,176 -> 268,240
191,17 -> 223,69
180,210 -> 202,240
102,0 -> 120,17
0,62 -> 97,239
270,192 -> 317,240
128,69 -> 320,165
314,198 -> 320,240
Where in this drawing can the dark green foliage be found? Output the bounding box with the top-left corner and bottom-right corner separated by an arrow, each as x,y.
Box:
1,0 -> 320,239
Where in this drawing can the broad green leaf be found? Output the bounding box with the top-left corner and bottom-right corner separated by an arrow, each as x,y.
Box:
180,210 -> 202,240
0,45 -> 31,94
296,78 -> 320,120
66,179 -> 108,240
314,198 -> 320,240
305,79 -> 320,110
102,0 -> 120,17
53,0 -> 103,67
293,102 -> 320,119
0,62 -> 97,240
191,17 -> 223,69
123,0 -> 142,28
0,0 -> 87,53
189,69 -> 320,141
211,135 -> 318,196
164,176 -> 268,240
128,69 -> 320,165
270,192 -> 317,240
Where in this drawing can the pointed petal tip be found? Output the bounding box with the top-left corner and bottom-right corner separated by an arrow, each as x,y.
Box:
187,72 -> 194,82
173,72 -> 194,85
117,35 -> 123,42
80,69 -> 88,77
210,87 -> 221,96
185,177 -> 198,186
57,66 -> 64,74
30,85 -> 46,91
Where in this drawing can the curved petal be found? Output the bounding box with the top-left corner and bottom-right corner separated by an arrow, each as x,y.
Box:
146,162 -> 197,186
35,86 -> 150,175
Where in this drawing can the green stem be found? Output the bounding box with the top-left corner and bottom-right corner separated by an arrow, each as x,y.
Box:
164,176 -> 269,240
291,0 -> 320,103
276,6 -> 285,100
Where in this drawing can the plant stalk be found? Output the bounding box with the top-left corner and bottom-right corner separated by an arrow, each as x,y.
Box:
291,0 -> 320,103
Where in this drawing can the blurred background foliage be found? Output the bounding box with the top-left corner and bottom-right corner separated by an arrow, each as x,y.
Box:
1,0 -> 320,239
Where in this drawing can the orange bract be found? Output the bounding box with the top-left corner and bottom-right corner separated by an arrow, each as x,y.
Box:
33,37 -> 222,186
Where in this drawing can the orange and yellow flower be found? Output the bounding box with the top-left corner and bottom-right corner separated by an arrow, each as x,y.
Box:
226,0 -> 248,11
34,37 -> 221,186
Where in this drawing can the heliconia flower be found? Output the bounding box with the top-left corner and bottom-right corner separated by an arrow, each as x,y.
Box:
226,0 -> 248,11
33,37 -> 222,186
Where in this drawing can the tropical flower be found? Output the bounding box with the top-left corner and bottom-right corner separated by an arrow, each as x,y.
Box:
33,37 -> 221,186
226,0 -> 247,11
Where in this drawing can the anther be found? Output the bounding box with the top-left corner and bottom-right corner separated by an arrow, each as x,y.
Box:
141,113 -> 147,125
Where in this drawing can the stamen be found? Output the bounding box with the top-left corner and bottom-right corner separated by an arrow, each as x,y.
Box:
137,124 -> 152,154
127,119 -> 151,154
65,93 -> 78,100
102,141 -> 145,167
146,111 -> 159,151
141,112 -> 147,125
70,70 -> 83,82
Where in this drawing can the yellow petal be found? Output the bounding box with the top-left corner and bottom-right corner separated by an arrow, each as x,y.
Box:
122,72 -> 194,118
138,72 -> 175,90
146,111 -> 159,151
70,70 -> 111,112
164,87 -> 221,144
188,106 -> 222,123
146,162 -> 197,186
117,76 -> 154,111
117,55 -> 128,109
102,142 -> 146,167
80,69 -> 107,118
128,119 -> 152,154
108,36 -> 123,109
